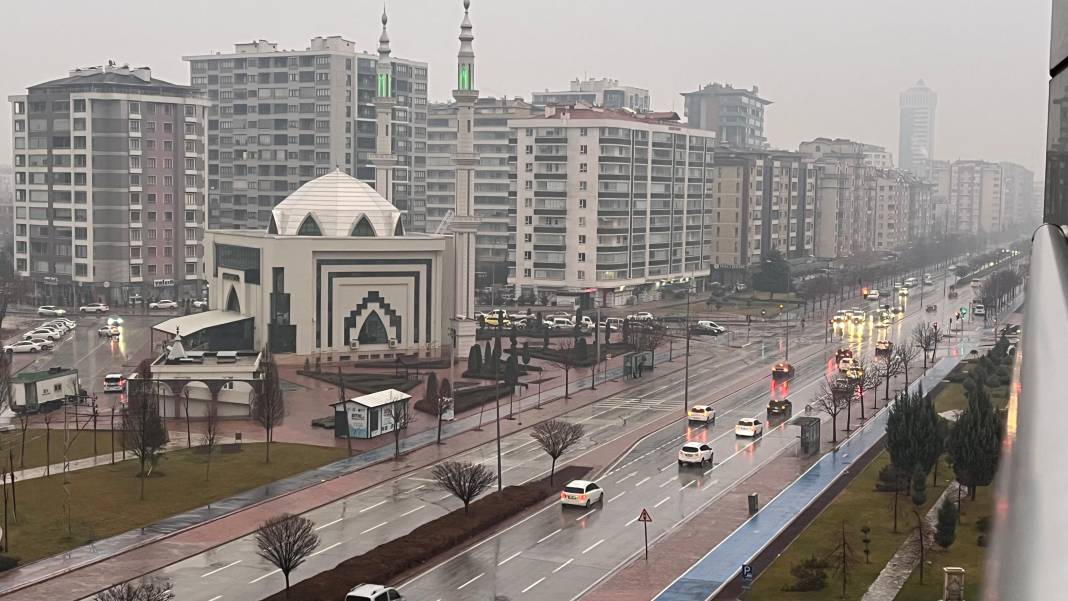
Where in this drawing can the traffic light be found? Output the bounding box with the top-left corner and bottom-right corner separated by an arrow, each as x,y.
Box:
933,322 -> 939,329
959,307 -> 968,317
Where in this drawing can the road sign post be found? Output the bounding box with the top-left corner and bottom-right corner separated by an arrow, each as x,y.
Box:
638,508 -> 652,559
742,563 -> 754,589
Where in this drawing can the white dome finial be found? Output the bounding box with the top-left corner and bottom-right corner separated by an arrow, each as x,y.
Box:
378,4 -> 391,58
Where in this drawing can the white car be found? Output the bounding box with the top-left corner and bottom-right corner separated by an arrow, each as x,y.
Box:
687,404 -> 716,423
973,304 -> 986,316
735,418 -> 764,437
50,317 -> 76,327
630,311 -> 655,321
838,356 -> 856,372
37,305 -> 66,317
192,298 -> 209,309
560,479 -> 604,508
864,290 -> 880,301
24,329 -> 61,341
345,584 -> 403,601
106,315 -> 124,326
695,320 -> 726,335
97,326 -> 121,338
40,323 -> 67,334
4,340 -> 41,353
149,299 -> 178,310
27,337 -> 55,350
678,442 -> 714,466
79,303 -> 110,313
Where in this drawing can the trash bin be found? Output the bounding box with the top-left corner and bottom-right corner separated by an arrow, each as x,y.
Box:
748,493 -> 759,514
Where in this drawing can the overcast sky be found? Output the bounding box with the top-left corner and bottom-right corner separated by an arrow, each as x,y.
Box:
0,0 -> 1052,172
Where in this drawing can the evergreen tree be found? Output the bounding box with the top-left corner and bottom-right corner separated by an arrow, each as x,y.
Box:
575,337 -> 589,362
468,343 -> 483,373
949,374 -> 1003,500
424,372 -> 439,407
484,340 -> 492,368
935,498 -> 958,549
911,466 -> 927,506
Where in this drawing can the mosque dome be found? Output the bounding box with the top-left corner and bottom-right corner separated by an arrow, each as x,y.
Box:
267,168 -> 405,237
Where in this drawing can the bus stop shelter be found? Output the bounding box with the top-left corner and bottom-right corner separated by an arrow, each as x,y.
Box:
330,389 -> 410,439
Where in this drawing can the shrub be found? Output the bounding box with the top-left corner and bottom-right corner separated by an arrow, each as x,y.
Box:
911,467 -> 928,506
962,377 -> 976,393
976,515 -> 992,534
935,498 -> 958,549
266,466 -> 591,601
783,555 -> 828,592
0,555 -> 17,573
977,533 -> 988,547
875,464 -> 909,492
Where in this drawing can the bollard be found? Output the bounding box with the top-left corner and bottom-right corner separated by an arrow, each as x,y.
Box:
748,492 -> 759,514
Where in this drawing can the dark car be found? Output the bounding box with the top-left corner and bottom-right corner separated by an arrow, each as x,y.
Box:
835,348 -> 854,363
767,398 -> 793,417
771,362 -> 795,381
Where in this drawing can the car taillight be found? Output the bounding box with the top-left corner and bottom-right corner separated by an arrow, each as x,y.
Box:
560,492 -> 566,500
578,494 -> 586,501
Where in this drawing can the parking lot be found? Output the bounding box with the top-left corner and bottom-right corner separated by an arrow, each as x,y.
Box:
3,310 -> 177,411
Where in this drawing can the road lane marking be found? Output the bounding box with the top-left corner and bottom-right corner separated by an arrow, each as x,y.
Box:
609,492 -> 626,502
408,476 -> 437,482
635,476 -> 651,487
701,479 -> 720,491
207,597 -> 222,601
654,496 -> 671,508
400,505 -> 426,517
201,560 -> 241,578
703,465 -> 716,476
575,508 -> 598,521
248,568 -> 280,584
498,551 -> 521,566
615,471 -> 637,484
315,518 -> 343,531
679,480 -> 696,491
537,528 -> 561,544
522,577 -> 546,593
660,461 -> 677,471
310,541 -> 342,557
408,484 -> 426,492
552,558 -> 574,573
360,500 -> 387,513
437,493 -> 453,501
583,539 -> 605,554
457,572 -> 484,590
658,476 -> 678,488
361,521 -> 388,534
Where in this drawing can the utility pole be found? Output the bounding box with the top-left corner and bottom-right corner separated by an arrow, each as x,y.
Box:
494,310 -> 503,491
684,281 -> 691,414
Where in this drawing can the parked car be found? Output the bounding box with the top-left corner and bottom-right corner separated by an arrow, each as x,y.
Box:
37,305 -> 66,317
50,317 -> 76,327
549,317 -> 575,330
767,397 -> 792,417
149,299 -> 178,310
24,329 -> 61,341
560,480 -> 604,508
79,303 -> 110,313
26,337 -> 55,351
40,322 -> 68,334
604,317 -> 624,331
687,404 -> 716,423
678,442 -> 714,466
694,320 -> 726,335
629,311 -> 655,321
4,340 -> 41,354
344,583 -> 404,601
192,298 -> 209,309
735,418 -> 764,437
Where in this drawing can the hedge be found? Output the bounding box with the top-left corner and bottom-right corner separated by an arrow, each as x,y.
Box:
266,465 -> 591,601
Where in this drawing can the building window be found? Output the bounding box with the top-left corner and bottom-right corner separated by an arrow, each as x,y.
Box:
578,199 -> 587,209
579,181 -> 587,191
577,270 -> 585,280
524,145 -> 533,155
523,268 -> 532,277
523,216 -> 533,225
578,235 -> 586,244
580,145 -> 588,154
579,128 -> 588,136
580,163 -> 588,173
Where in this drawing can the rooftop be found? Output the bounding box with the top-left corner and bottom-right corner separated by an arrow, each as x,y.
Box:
12,367 -> 77,384
30,63 -> 197,97
268,169 -> 405,238
333,388 -> 412,409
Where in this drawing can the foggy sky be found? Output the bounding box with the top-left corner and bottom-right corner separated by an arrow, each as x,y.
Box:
0,0 -> 1051,173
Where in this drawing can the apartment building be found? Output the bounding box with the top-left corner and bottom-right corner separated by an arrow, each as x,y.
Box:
0,165 -> 13,253
183,36 -> 429,232
800,138 -> 874,259
531,78 -> 650,111
999,162 -> 1036,231
708,149 -> 815,269
682,83 -> 770,149
928,159 -> 952,235
427,97 -> 539,281
508,106 -> 716,308
874,170 -> 909,251
8,63 -> 210,305
904,173 -> 935,243
949,160 -> 1002,234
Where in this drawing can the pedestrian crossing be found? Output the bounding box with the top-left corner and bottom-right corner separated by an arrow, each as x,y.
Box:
592,396 -> 677,412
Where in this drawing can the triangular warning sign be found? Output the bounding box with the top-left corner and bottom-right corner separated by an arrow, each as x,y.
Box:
638,508 -> 652,523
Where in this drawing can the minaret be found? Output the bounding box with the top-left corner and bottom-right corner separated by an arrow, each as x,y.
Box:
371,7 -> 397,206
449,0 -> 480,363
451,0 -> 480,319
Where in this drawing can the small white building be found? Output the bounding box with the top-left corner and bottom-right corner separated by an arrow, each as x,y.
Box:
330,389 -> 410,439
11,367 -> 81,413
135,337 -> 263,418
203,169 -> 468,360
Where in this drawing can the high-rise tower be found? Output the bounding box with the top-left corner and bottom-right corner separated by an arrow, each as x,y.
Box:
898,80 -> 937,176
449,0 -> 480,359
371,8 -> 397,208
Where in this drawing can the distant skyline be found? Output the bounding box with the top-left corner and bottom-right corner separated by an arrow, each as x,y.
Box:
0,0 -> 1051,172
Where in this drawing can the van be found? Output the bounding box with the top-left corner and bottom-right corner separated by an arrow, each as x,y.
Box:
695,320 -> 726,335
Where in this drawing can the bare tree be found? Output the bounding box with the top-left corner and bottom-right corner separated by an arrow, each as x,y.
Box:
385,398 -> 412,459
877,351 -> 905,402
431,460 -> 496,514
849,356 -> 883,422
254,513 -> 319,599
530,419 -> 585,484
912,321 -> 941,372
0,354 -> 13,416
123,360 -> 169,500
435,379 -> 454,445
93,581 -> 175,601
251,352 -> 285,464
43,412 -> 54,476
203,397 -> 220,482
894,343 -> 922,385
15,411 -> 31,470
815,377 -> 853,444
911,508 -> 934,585
182,388 -> 192,449
543,338 -> 576,400
825,521 -> 861,598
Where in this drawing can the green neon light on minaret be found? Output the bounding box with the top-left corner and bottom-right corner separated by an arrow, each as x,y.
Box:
377,73 -> 391,98
458,64 -> 471,91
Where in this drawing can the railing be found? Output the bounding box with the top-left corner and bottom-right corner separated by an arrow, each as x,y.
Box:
984,224 -> 1068,600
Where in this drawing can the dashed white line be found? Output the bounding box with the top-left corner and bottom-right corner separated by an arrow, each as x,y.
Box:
654,496 -> 671,508
608,492 -> 626,502
248,568 -> 280,584
437,493 -> 453,501
310,541 -> 342,556
498,551 -> 522,566
408,484 -> 426,493
552,558 -> 574,573
679,480 -> 696,491
207,596 -> 222,601
400,505 -> 426,517
537,528 -> 562,544
575,508 -> 598,521
703,465 -> 716,476
660,461 -> 678,471
583,539 -> 605,554
522,577 -> 546,593
634,476 -> 651,487
457,572 -> 484,590
615,471 -> 638,484
314,518 -> 343,531
201,560 -> 241,578
658,476 -> 678,488
359,500 -> 387,513
361,521 -> 388,534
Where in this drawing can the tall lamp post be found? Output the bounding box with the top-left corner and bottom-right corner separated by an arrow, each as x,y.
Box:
780,303 -> 790,361
684,278 -> 692,414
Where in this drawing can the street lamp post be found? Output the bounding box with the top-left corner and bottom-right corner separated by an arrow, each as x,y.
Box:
684,281 -> 692,414
780,303 -> 789,361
